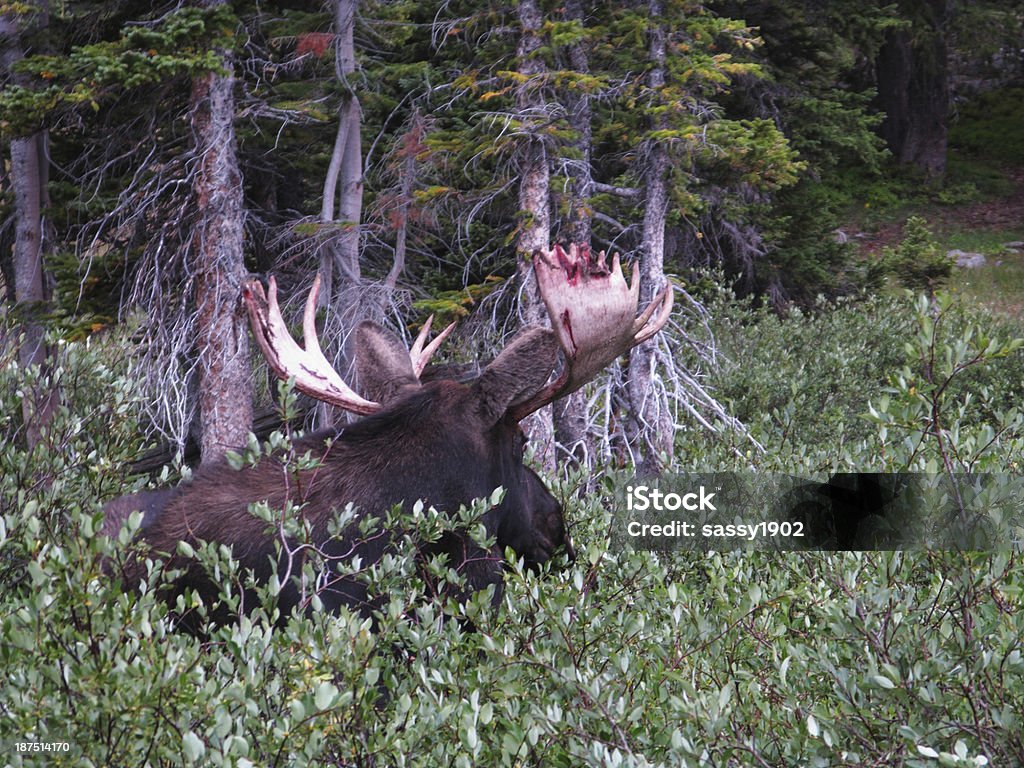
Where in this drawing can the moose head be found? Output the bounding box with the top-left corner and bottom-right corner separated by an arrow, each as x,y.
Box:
107,244 -> 672,626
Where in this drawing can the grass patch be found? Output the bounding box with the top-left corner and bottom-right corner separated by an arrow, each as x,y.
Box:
950,249 -> 1024,322
832,86 -> 1024,236
941,226 -> 1024,253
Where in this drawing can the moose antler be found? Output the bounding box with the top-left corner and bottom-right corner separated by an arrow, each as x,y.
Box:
409,313 -> 456,378
242,274 -> 454,415
510,243 -> 674,420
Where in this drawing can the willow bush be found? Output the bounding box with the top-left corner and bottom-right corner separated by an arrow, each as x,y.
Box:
1,298 -> 1022,767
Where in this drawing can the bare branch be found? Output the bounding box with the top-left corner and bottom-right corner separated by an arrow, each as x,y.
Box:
592,181 -> 641,199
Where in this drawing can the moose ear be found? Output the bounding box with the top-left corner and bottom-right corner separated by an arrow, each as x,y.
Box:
475,327 -> 560,426
356,322 -> 419,403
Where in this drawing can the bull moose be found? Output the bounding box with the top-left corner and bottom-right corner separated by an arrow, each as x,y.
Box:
104,244 -> 672,625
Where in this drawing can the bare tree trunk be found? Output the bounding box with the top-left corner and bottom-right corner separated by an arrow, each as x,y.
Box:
316,0 -> 364,424
190,8 -> 253,463
2,7 -> 56,448
628,0 -> 674,476
876,0 -> 952,180
552,0 -> 593,468
563,0 -> 593,247
320,96 -> 363,285
9,132 -> 55,448
385,112 -> 423,290
9,135 -> 46,362
321,0 -> 363,283
516,0 -> 556,470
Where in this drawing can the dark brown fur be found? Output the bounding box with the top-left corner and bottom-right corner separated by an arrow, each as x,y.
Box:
100,488 -> 180,538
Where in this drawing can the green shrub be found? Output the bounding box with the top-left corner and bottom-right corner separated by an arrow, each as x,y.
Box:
679,291 -> 912,471
864,292 -> 1024,474
685,288 -> 1024,473
882,217 -> 953,297
1,309 -> 1023,767
3,480 -> 1023,765
949,87 -> 1024,166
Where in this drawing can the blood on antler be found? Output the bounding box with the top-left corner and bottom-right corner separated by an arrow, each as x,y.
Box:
242,274 -> 453,415
511,243 -> 674,420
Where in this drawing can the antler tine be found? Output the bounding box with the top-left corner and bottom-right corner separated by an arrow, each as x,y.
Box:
243,275 -> 380,416
632,284 -> 674,344
409,314 -> 457,378
302,273 -> 326,357
410,313 -> 433,358
619,251 -> 642,305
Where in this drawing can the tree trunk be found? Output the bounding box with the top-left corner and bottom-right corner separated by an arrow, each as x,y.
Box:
320,94 -> 363,285
190,17 -> 253,463
552,0 -> 593,468
628,0 -> 674,476
317,0 -> 364,424
563,0 -> 593,247
2,7 -> 56,448
385,112 -> 423,290
321,0 -> 363,280
876,0 -> 952,180
516,0 -> 556,471
9,134 -> 47,366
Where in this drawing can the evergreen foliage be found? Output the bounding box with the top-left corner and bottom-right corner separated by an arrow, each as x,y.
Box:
0,5 -> 235,137
3,0 -> 1009,339
881,216 -> 953,296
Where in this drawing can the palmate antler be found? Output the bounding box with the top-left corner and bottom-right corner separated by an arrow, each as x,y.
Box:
242,274 -> 454,415
510,243 -> 674,421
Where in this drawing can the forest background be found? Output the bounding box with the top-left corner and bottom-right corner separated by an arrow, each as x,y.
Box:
2,1 -> 1024,766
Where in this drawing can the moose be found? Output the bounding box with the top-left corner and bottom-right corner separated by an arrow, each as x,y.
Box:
104,244 -> 672,625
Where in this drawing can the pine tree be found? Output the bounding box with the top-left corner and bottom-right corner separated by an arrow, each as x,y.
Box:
190,0 -> 253,462
876,0 -> 954,179
1,0 -> 56,448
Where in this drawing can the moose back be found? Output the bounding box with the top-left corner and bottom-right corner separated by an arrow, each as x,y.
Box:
104,245 -> 672,624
